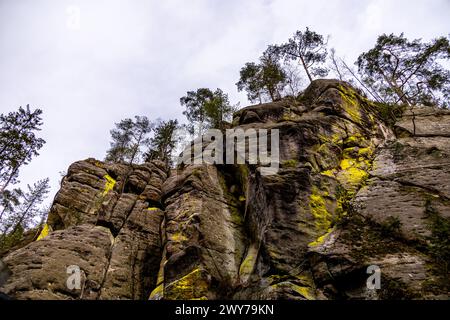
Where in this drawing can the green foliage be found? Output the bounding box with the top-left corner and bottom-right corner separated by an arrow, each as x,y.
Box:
0,224 -> 24,253
357,33 -> 450,108
236,50 -> 287,103
0,105 -> 45,192
181,88 -> 210,133
0,106 -> 49,250
144,119 -> 179,166
181,88 -> 236,134
0,178 -> 49,249
0,188 -> 23,220
272,27 -> 329,82
373,101 -> 406,126
203,89 -> 236,130
236,62 -> 262,103
105,116 -> 154,164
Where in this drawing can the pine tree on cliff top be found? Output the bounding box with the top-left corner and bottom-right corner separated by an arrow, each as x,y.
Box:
357,33 -> 450,108
237,49 -> 287,103
144,119 -> 179,167
271,27 -> 329,83
181,88 -> 235,135
105,115 -> 154,165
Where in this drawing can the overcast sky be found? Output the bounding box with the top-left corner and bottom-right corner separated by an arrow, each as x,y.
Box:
0,0 -> 449,204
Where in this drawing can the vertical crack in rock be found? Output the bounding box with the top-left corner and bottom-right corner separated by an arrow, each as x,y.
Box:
95,199 -> 138,300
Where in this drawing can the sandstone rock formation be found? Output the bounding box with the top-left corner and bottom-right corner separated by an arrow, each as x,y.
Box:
1,80 -> 449,300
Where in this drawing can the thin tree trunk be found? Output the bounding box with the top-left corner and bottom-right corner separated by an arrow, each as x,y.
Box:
0,146 -> 34,193
10,192 -> 40,235
0,167 -> 19,194
332,57 -> 343,81
299,55 -> 313,83
0,194 -> 35,243
129,131 -> 144,165
269,90 -> 275,102
340,59 -> 384,103
378,68 -> 411,105
0,206 -> 7,222
390,79 -> 411,105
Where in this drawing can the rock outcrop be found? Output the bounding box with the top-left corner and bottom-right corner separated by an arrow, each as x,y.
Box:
1,80 -> 449,300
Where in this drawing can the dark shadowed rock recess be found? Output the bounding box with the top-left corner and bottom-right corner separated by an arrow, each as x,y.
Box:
1,80 -> 449,300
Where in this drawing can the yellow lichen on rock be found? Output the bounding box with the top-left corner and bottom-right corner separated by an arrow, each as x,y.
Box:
94,161 -> 104,168
337,156 -> 370,189
320,169 -> 336,178
293,273 -> 317,300
239,245 -> 259,282
357,147 -> 373,157
308,227 -> 333,247
270,274 -> 316,300
340,167 -> 368,184
344,134 -> 364,146
291,283 -> 315,300
164,268 -> 209,300
147,207 -> 159,212
36,223 -> 52,241
149,283 -> 164,300
336,133 -> 374,191
170,232 -> 188,243
309,187 -> 333,233
319,132 -> 343,146
338,85 -> 363,124
102,174 -> 116,196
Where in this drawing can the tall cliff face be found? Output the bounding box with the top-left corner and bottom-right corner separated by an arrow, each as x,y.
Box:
1,80 -> 449,300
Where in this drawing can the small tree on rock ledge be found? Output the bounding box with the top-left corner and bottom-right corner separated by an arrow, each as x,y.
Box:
271,27 -> 329,83
105,116 -> 154,165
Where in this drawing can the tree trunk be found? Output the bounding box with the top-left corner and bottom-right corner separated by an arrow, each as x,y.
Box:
0,147 -> 34,193
129,131 -> 144,165
267,85 -> 276,102
390,80 -> 411,105
379,69 -> 411,105
299,55 -> 313,83
10,190 -> 41,235
0,206 -> 7,222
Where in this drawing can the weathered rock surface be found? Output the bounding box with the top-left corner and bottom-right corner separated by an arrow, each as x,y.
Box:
1,159 -> 167,299
1,80 -> 449,300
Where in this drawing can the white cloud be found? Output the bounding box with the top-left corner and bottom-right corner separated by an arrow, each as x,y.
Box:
361,1 -> 383,32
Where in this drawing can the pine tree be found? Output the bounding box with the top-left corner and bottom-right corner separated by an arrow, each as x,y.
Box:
272,27 -> 329,83
0,178 -> 49,250
357,33 -> 450,108
144,119 -> 179,166
236,50 -> 287,103
181,88 -> 235,134
0,105 -> 45,193
0,105 -> 47,249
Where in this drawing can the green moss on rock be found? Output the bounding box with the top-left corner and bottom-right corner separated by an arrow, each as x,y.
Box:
164,268 -> 209,300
